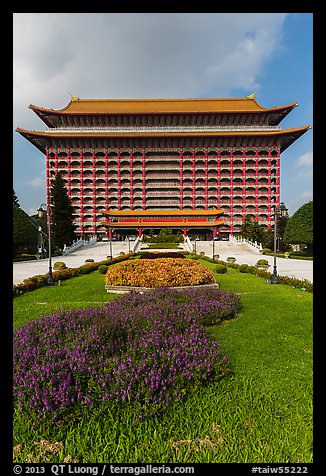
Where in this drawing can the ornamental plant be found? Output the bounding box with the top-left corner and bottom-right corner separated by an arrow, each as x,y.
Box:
98,264 -> 108,274
13,286 -> 238,424
105,258 -> 216,288
53,261 -> 67,269
215,264 -> 227,274
139,252 -> 186,260
256,259 -> 269,266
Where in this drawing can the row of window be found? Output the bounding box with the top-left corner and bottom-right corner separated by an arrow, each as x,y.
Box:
55,175 -> 276,182
48,149 -> 279,158
66,187 -> 278,193
51,160 -> 278,169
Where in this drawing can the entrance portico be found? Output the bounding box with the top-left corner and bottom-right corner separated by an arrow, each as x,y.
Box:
101,208 -> 225,239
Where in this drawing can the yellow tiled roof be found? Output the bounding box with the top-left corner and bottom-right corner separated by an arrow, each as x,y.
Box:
104,220 -> 225,228
28,97 -> 298,115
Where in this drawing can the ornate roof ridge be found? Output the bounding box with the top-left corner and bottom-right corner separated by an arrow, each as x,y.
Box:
27,96 -> 299,116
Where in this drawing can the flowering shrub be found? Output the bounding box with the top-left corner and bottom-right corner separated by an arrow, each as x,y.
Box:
13,253 -> 136,297
13,268 -> 80,295
105,258 -> 216,288
13,287 -> 237,424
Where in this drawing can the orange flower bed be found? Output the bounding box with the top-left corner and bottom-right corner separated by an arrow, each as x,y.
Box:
105,258 -> 216,288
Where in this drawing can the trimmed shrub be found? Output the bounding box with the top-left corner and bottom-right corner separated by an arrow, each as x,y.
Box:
98,264 -> 108,274
261,248 -> 271,254
85,259 -> 94,262
239,263 -> 249,273
246,265 -> 256,274
215,264 -> 227,274
78,265 -> 93,274
13,255 -> 38,262
139,252 -> 186,260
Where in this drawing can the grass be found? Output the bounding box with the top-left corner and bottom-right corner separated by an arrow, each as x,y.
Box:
13,264 -> 313,463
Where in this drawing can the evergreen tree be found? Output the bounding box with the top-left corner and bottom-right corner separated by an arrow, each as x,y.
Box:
240,214 -> 253,239
50,172 -> 76,250
13,203 -> 38,255
250,220 -> 265,244
13,189 -> 20,207
283,201 -> 313,254
240,215 -> 264,244
261,226 -> 274,250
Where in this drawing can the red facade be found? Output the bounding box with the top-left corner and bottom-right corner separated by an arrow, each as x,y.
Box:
16,96 -> 310,238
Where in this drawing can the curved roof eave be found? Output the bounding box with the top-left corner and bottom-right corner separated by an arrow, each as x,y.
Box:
27,97 -> 299,117
15,125 -> 311,139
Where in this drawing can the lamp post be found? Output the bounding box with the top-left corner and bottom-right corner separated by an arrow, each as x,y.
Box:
37,203 -> 54,286
37,222 -> 45,259
271,203 -> 287,284
109,228 -> 113,263
212,228 -> 215,262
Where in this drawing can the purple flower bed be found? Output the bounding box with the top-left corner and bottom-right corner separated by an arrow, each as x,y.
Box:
13,287 -> 239,423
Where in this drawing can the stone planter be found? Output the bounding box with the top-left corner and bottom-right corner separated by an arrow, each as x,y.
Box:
105,282 -> 220,294
256,264 -> 270,271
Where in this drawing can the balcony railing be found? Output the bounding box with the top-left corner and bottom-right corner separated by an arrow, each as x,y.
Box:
46,124 -> 282,133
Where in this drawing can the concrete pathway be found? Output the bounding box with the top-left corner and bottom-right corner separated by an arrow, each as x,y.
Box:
193,240 -> 313,283
13,240 -> 313,284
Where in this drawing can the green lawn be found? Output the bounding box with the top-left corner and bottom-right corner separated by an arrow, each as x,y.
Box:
13,264 -> 313,463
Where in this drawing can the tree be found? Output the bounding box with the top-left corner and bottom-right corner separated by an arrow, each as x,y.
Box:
240,214 -> 252,239
283,201 -> 313,254
240,215 -> 265,244
13,203 -> 38,255
50,172 -> 76,250
13,189 -> 20,207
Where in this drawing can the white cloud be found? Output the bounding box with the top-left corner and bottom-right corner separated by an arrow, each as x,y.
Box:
296,151 -> 313,167
13,13 -> 288,130
26,207 -> 38,216
302,190 -> 313,199
27,176 -> 45,188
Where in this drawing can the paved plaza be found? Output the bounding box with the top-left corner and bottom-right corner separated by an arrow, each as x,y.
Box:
13,240 -> 313,285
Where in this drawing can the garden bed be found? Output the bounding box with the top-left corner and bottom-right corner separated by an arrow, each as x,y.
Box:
105,257 -> 216,288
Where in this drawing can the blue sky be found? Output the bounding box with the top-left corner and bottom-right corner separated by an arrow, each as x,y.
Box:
13,13 -> 313,216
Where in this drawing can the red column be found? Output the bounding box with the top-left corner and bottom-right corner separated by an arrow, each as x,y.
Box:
183,228 -> 188,237
142,151 -> 146,210
67,152 -> 71,200
192,152 -> 196,209
204,152 -> 208,209
130,151 -> 134,210
45,150 -> 50,203
179,150 -> 183,209
138,229 -> 143,237
117,150 -> 121,210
